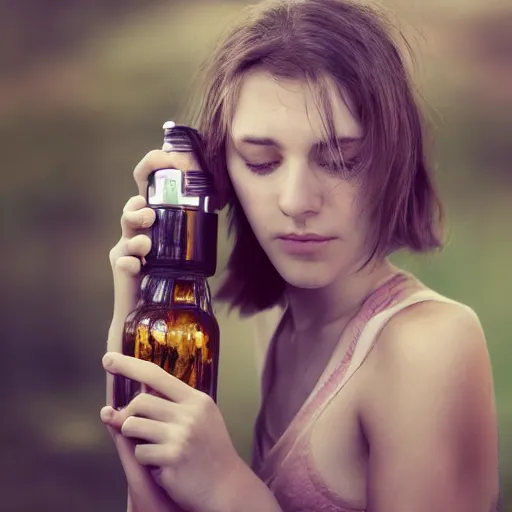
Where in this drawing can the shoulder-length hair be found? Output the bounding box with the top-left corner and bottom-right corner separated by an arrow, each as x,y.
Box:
188,0 -> 444,315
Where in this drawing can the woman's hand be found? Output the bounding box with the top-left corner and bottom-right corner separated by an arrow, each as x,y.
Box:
103,147 -> 283,512
106,191 -> 154,405
100,353 -> 246,512
105,425 -> 179,512
106,148 -> 201,402
105,148 -> 201,511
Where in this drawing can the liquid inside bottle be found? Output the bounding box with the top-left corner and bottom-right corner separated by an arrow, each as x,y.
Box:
113,273 -> 219,409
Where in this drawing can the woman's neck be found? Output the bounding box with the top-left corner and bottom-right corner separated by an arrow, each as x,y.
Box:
284,258 -> 399,333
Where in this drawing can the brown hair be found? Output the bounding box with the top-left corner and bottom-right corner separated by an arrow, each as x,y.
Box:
189,0 -> 444,315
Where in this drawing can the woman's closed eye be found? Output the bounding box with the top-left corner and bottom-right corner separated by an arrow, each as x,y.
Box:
318,157 -> 358,173
244,158 -> 359,176
245,160 -> 280,174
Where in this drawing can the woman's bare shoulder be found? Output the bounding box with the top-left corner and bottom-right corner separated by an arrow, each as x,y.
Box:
365,297 -> 490,392
357,298 -> 499,511
380,296 -> 484,355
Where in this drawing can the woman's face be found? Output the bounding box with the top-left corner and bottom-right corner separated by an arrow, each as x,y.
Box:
226,70 -> 371,289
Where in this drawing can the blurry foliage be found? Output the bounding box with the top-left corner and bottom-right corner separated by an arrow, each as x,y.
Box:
0,0 -> 167,75
0,1 -> 511,510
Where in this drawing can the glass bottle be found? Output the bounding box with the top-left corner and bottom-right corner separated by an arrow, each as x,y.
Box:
113,122 -> 219,409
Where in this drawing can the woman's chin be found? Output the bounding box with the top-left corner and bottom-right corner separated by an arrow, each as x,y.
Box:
277,267 -> 335,290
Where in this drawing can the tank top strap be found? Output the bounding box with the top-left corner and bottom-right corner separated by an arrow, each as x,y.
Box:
335,288 -> 460,394
253,276 -> 462,479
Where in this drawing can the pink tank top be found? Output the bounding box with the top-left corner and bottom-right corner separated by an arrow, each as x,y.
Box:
251,273 -> 459,512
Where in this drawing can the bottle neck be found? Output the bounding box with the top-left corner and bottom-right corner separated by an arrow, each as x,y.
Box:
145,207 -> 218,277
139,273 -> 212,312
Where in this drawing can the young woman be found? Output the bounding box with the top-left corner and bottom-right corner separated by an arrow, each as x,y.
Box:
101,1 -> 500,511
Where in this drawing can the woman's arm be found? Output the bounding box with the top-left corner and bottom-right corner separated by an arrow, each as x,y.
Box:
360,301 -> 499,512
206,459 -> 283,512
104,353 -> 282,512
118,441 -> 281,512
107,423 -> 183,512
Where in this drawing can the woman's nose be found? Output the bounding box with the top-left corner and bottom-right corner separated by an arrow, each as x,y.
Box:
277,162 -> 322,221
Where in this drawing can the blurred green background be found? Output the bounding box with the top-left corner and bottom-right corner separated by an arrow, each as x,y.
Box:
0,0 -> 510,510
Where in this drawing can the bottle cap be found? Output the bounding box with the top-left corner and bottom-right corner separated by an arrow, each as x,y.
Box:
147,122 -> 213,212
144,122 -> 218,276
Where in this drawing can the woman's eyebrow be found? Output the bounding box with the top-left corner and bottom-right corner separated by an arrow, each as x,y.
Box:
238,136 -> 282,148
235,135 -> 361,149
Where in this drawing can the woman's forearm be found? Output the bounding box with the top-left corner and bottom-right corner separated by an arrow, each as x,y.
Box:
124,461 -> 281,512
227,479 -> 282,512
126,486 -> 184,512
211,464 -> 283,512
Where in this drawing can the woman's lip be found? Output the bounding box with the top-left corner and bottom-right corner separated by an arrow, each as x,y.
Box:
278,234 -> 334,242
276,237 -> 334,255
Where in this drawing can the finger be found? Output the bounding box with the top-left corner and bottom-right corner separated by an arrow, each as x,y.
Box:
103,353 -> 193,403
133,149 -> 201,197
124,234 -> 152,259
127,392 -> 177,422
101,393 -> 177,426
135,443 -> 178,467
110,255 -> 142,331
106,255 -> 142,405
123,194 -> 147,213
121,207 -> 155,238
121,416 -> 170,444
106,426 -> 172,511
110,196 -> 150,265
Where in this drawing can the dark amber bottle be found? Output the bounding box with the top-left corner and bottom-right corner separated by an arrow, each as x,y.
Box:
113,122 -> 219,409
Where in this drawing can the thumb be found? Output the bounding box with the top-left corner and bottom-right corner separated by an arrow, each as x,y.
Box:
106,255 -> 142,405
110,255 -> 142,346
